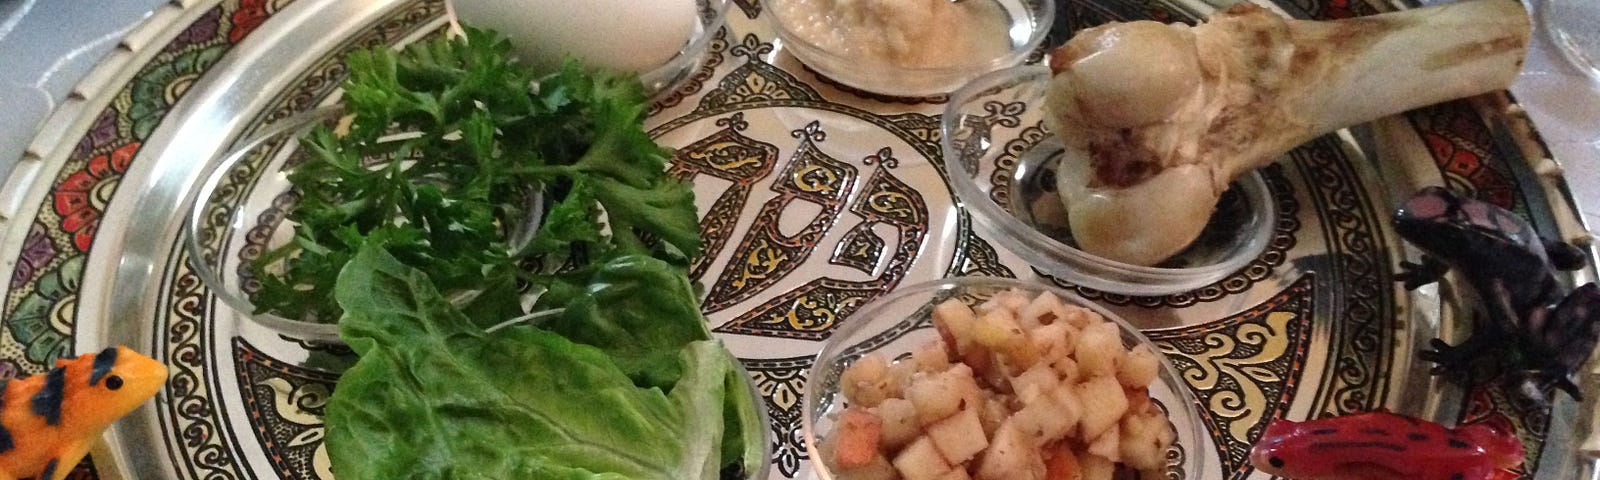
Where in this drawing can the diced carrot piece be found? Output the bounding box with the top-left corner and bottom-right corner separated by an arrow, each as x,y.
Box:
833,407 -> 885,469
1044,444 -> 1083,480
1124,387 -> 1150,414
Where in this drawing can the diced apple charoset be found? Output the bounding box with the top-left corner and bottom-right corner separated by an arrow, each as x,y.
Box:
935,469 -> 973,480
1075,322 -> 1123,377
895,436 -> 954,480
888,360 -> 918,395
977,288 -> 1032,315
1050,356 -> 1082,385
935,299 -> 978,351
1012,384 -> 1077,444
978,396 -> 1008,437
842,354 -> 894,407
1030,323 -> 1077,365
875,397 -> 921,450
823,289 -> 1177,480
1076,375 -> 1129,439
1019,291 -> 1071,327
836,452 -> 898,480
1117,344 -> 1161,388
1042,444 -> 1082,480
1077,450 -> 1115,480
914,341 -> 953,373
1119,410 -> 1170,470
975,308 -> 1045,371
1124,388 -> 1151,417
1011,363 -> 1061,404
928,406 -> 989,464
977,421 -> 1046,480
972,309 -> 1027,352
1086,424 -> 1120,462
908,364 -> 982,425
1061,305 -> 1102,329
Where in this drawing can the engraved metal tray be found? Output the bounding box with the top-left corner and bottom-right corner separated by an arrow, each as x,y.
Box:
0,0 -> 1594,478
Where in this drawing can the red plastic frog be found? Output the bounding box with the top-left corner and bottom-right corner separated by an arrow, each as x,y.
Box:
1250,411 -> 1523,480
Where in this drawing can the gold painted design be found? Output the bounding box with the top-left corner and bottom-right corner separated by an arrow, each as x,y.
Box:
743,357 -> 812,477
762,289 -> 868,333
791,163 -> 842,194
703,123 -> 857,311
730,238 -> 792,290
235,339 -> 341,480
698,34 -> 823,109
690,141 -> 767,170
718,157 -> 929,340
1146,276 -> 1315,479
1177,312 -> 1292,444
830,222 -> 885,274
670,113 -> 780,279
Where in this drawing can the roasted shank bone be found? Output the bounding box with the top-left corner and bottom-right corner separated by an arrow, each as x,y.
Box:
1043,0 -> 1531,266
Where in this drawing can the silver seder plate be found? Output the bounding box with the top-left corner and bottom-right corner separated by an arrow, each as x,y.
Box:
0,0 -> 1593,478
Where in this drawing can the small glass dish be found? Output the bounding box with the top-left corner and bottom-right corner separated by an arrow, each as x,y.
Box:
941,65 -> 1277,296
803,277 -> 1206,479
444,0 -> 730,97
188,108 -> 773,479
766,0 -> 1053,97
185,106 -> 345,341
184,106 -> 544,341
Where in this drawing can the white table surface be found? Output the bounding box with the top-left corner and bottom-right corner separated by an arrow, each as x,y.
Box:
1,0 -> 1596,228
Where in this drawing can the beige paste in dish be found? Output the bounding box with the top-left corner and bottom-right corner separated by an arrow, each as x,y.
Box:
776,0 -> 1013,69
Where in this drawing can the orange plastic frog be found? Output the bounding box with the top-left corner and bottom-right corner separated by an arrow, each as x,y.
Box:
0,346 -> 167,480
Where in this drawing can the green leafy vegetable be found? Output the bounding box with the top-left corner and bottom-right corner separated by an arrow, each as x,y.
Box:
252,28 -> 700,322
287,26 -> 764,480
326,246 -> 759,480
534,254 -> 767,476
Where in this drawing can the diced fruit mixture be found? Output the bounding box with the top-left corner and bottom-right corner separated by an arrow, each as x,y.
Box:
820,289 -> 1175,480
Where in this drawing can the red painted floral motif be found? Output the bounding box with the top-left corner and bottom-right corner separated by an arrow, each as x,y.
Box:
1408,103 -> 1520,210
1322,0 -> 1353,19
230,0 -> 274,44
53,143 -> 139,252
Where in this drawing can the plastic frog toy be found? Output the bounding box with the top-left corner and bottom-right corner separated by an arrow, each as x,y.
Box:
1394,186 -> 1600,403
0,346 -> 167,480
1250,410 -> 1524,480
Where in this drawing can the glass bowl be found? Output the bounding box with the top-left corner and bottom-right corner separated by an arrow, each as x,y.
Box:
766,0 -> 1053,97
444,0 -> 730,97
739,364 -> 777,480
941,65 -> 1277,296
803,277 -> 1206,480
188,108 -> 773,479
185,106 -> 345,341
185,106 -> 546,341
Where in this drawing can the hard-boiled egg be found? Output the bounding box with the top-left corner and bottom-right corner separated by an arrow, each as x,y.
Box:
447,0 -> 698,75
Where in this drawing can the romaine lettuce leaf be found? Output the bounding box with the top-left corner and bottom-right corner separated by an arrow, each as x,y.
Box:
536,254 -> 712,390
324,245 -> 746,480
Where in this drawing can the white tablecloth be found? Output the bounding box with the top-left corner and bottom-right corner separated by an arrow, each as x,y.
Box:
1507,1 -> 1600,233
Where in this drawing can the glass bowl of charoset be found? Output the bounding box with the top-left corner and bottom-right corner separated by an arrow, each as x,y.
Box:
803,277 -> 1207,480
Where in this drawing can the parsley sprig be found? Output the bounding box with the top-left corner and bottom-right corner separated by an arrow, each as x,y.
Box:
252,28 -> 699,322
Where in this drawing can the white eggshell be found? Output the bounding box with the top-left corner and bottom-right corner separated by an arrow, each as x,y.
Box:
448,0 -> 697,74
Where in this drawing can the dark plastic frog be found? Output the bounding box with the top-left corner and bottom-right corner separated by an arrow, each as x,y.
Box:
1394,186 -> 1599,403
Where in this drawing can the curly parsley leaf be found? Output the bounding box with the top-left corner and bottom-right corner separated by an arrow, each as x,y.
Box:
250,28 -> 700,322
